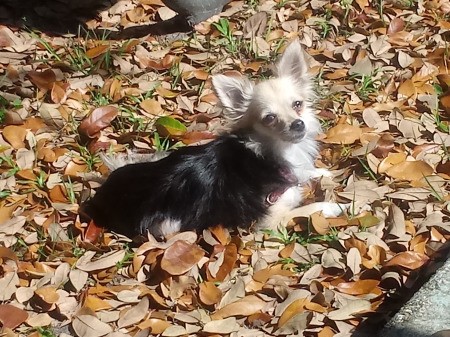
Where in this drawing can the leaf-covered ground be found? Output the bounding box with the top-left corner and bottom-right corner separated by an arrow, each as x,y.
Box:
1,0 -> 450,336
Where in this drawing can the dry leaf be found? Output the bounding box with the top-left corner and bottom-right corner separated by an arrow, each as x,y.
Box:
211,295 -> 266,319
160,240 -> 205,275
0,304 -> 28,329
384,251 -> 429,269
78,106 -> 119,138
72,314 -> 113,337
323,124 -> 362,144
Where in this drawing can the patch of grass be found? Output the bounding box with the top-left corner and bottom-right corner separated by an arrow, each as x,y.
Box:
90,91 -> 112,107
275,0 -> 291,9
0,189 -> 12,198
152,132 -> 184,152
264,224 -> 340,246
350,71 -> 381,100
78,146 -> 101,172
116,244 -> 135,269
118,105 -> 148,132
63,177 -> 77,204
0,96 -> 23,124
263,226 -> 299,245
296,225 -> 340,246
212,18 -> 238,54
279,257 -> 316,272
247,0 -> 259,9
30,31 -> 62,62
315,9 -> 334,38
36,326 -> 57,337
0,154 -> 20,177
35,170 -> 47,190
358,157 -> 378,181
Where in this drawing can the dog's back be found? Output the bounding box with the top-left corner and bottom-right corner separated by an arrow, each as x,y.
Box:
83,135 -> 291,238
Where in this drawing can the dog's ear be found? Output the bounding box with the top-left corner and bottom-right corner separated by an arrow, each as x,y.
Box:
212,74 -> 254,120
276,40 -> 309,80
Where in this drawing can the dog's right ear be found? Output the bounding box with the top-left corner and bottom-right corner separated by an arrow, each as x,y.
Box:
212,74 -> 254,120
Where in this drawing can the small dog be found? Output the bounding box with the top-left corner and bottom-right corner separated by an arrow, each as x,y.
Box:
82,40 -> 339,238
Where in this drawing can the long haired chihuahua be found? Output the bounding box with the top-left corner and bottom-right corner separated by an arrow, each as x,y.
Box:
82,40 -> 338,238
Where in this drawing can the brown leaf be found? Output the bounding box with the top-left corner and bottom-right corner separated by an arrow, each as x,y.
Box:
78,106 -> 119,138
72,314 -> 113,337
387,17 -> 405,34
199,282 -> 222,305
0,304 -> 28,329
2,125 -> 27,149
371,134 -> 394,158
27,69 -> 56,91
49,185 -> 68,203
83,296 -> 112,311
397,79 -> 417,99
35,286 -> 60,304
310,212 -> 331,235
84,220 -> 104,244
378,152 -> 407,174
0,247 -> 19,263
182,131 -> 216,145
336,280 -> 379,295
118,296 -> 149,328
211,295 -> 266,319
441,94 -> 450,115
140,98 -> 164,115
160,240 -> 205,275
51,82 -> 66,103
86,45 -> 110,59
278,298 -> 308,327
243,12 -> 267,38
322,124 -> 362,144
385,161 -> 434,181
327,299 -> 371,320
384,251 -> 429,269
209,243 -> 238,281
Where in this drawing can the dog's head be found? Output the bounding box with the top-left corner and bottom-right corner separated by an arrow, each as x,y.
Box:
212,40 -> 320,144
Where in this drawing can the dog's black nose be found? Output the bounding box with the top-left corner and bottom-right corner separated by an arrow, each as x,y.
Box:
290,119 -> 305,132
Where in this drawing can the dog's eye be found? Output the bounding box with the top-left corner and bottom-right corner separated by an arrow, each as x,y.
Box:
262,114 -> 277,125
292,100 -> 303,110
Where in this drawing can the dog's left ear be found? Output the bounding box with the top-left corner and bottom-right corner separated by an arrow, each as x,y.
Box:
276,40 -> 309,80
212,74 -> 254,120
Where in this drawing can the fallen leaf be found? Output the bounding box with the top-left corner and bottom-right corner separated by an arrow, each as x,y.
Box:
323,124 -> 362,144
72,314 -> 113,337
0,304 -> 28,329
155,116 -> 187,137
2,125 -> 27,149
118,296 -> 149,328
387,17 -> 405,34
385,161 -> 434,181
203,317 -> 239,334
327,299 -> 371,320
336,280 -> 379,295
199,282 -> 222,305
160,240 -> 205,275
28,69 -> 56,91
384,251 -> 429,269
78,106 -> 119,138
212,295 -> 266,319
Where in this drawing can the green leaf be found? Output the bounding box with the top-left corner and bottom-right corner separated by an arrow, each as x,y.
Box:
154,116 -> 187,137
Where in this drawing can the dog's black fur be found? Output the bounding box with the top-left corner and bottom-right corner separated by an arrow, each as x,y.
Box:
82,134 -> 295,238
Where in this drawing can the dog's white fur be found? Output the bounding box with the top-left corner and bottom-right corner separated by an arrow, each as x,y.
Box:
102,40 -> 345,232
212,40 -> 341,230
